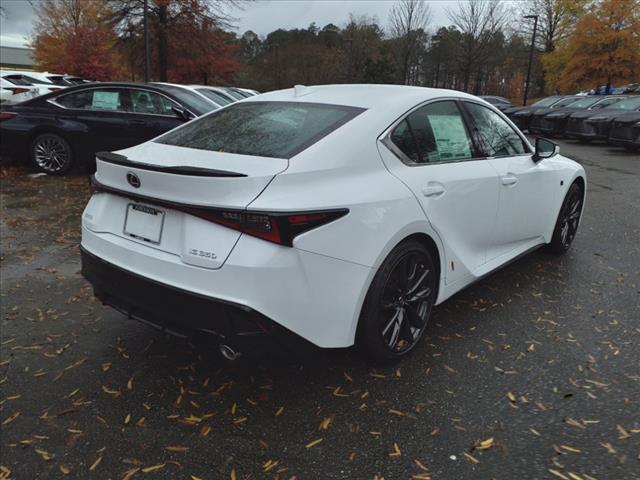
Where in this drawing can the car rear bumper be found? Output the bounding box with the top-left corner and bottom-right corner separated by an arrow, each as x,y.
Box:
80,225 -> 373,349
81,246 -> 309,352
608,125 -> 639,148
609,137 -> 640,148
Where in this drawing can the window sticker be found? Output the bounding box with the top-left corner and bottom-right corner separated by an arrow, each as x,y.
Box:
92,91 -> 120,110
428,114 -> 472,160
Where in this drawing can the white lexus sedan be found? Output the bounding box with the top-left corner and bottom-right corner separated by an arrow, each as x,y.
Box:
81,85 -> 586,362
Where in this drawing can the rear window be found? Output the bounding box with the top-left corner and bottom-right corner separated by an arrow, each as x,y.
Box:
555,97 -> 582,108
3,75 -> 33,86
196,88 -> 233,106
567,97 -> 601,108
613,97 -> 640,110
156,101 -> 365,159
532,97 -> 561,107
153,84 -> 217,115
21,75 -> 53,85
47,76 -> 67,86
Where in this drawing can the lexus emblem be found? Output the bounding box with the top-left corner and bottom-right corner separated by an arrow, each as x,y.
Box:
127,172 -> 141,188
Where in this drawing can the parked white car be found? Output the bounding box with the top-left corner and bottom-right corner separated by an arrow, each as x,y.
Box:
0,77 -> 41,105
80,85 -> 586,361
0,70 -> 66,94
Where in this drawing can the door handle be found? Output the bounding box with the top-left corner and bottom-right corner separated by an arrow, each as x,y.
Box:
129,119 -> 146,125
501,174 -> 518,186
422,184 -> 445,197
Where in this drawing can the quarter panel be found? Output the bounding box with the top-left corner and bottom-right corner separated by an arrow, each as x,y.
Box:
248,159 -> 432,269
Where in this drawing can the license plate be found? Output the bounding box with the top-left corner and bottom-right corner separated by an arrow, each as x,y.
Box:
123,203 -> 164,244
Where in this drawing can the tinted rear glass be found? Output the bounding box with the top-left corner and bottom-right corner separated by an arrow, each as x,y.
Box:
223,89 -> 245,100
3,75 -> 32,86
153,84 -> 217,115
156,101 -> 365,159
47,76 -> 67,86
196,88 -> 233,105
22,75 -> 53,85
612,97 -> 640,110
555,97 -> 582,107
567,97 -> 601,108
532,97 -> 561,107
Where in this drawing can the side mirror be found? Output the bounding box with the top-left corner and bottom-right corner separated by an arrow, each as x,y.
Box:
172,106 -> 194,121
532,137 -> 559,163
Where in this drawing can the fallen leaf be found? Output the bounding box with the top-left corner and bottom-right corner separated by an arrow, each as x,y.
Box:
165,446 -> 188,453
389,443 -> 401,457
476,437 -> 494,450
305,438 -> 323,449
463,452 -> 479,464
89,456 -> 102,471
549,469 -> 570,480
141,463 -> 165,473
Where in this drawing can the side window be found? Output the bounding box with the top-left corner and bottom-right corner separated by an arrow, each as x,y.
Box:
389,100 -> 474,164
464,102 -> 529,157
130,89 -> 179,116
390,119 -> 420,162
56,88 -> 128,112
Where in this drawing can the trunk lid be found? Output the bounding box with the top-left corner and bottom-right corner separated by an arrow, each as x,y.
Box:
85,141 -> 288,270
95,141 -> 288,208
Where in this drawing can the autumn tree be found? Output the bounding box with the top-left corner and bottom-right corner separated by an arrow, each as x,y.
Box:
388,0 -> 432,85
516,0 -> 588,94
109,0 -> 239,81
31,0 -> 123,80
546,0 -> 640,93
517,0 -> 586,53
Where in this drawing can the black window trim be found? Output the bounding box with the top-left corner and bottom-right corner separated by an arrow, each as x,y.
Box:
380,97 -> 486,167
47,85 -> 195,118
458,99 -> 534,159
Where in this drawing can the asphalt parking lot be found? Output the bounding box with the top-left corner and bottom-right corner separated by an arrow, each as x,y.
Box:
1,140 -> 639,480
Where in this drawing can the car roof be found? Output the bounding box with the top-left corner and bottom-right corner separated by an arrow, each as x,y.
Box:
19,82 -> 187,106
248,84 -> 480,111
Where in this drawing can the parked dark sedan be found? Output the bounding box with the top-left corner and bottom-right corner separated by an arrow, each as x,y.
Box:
502,95 -> 562,119
0,82 -> 217,174
507,96 -> 579,132
565,96 -> 640,142
528,95 -> 624,137
479,95 -> 513,111
608,111 -> 640,152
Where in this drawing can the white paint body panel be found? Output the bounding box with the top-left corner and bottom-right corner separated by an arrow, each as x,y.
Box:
81,84 -> 586,348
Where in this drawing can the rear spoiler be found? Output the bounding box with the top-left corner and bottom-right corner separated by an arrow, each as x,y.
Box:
96,152 -> 247,178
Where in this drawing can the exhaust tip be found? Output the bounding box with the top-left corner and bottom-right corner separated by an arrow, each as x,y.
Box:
219,343 -> 241,361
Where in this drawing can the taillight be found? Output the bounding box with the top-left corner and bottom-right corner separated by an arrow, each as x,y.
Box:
2,87 -> 29,95
89,176 -> 348,246
177,208 -> 348,246
49,87 -> 62,92
0,112 -> 17,122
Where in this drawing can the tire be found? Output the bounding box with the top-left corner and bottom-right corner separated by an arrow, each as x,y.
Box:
29,133 -> 74,175
548,182 -> 583,255
358,240 -> 436,362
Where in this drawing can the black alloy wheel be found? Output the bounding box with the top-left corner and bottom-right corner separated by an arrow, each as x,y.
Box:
549,183 -> 583,254
359,240 -> 436,362
30,133 -> 74,175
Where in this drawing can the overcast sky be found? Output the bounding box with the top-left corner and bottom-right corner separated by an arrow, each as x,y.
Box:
0,0 -> 469,48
